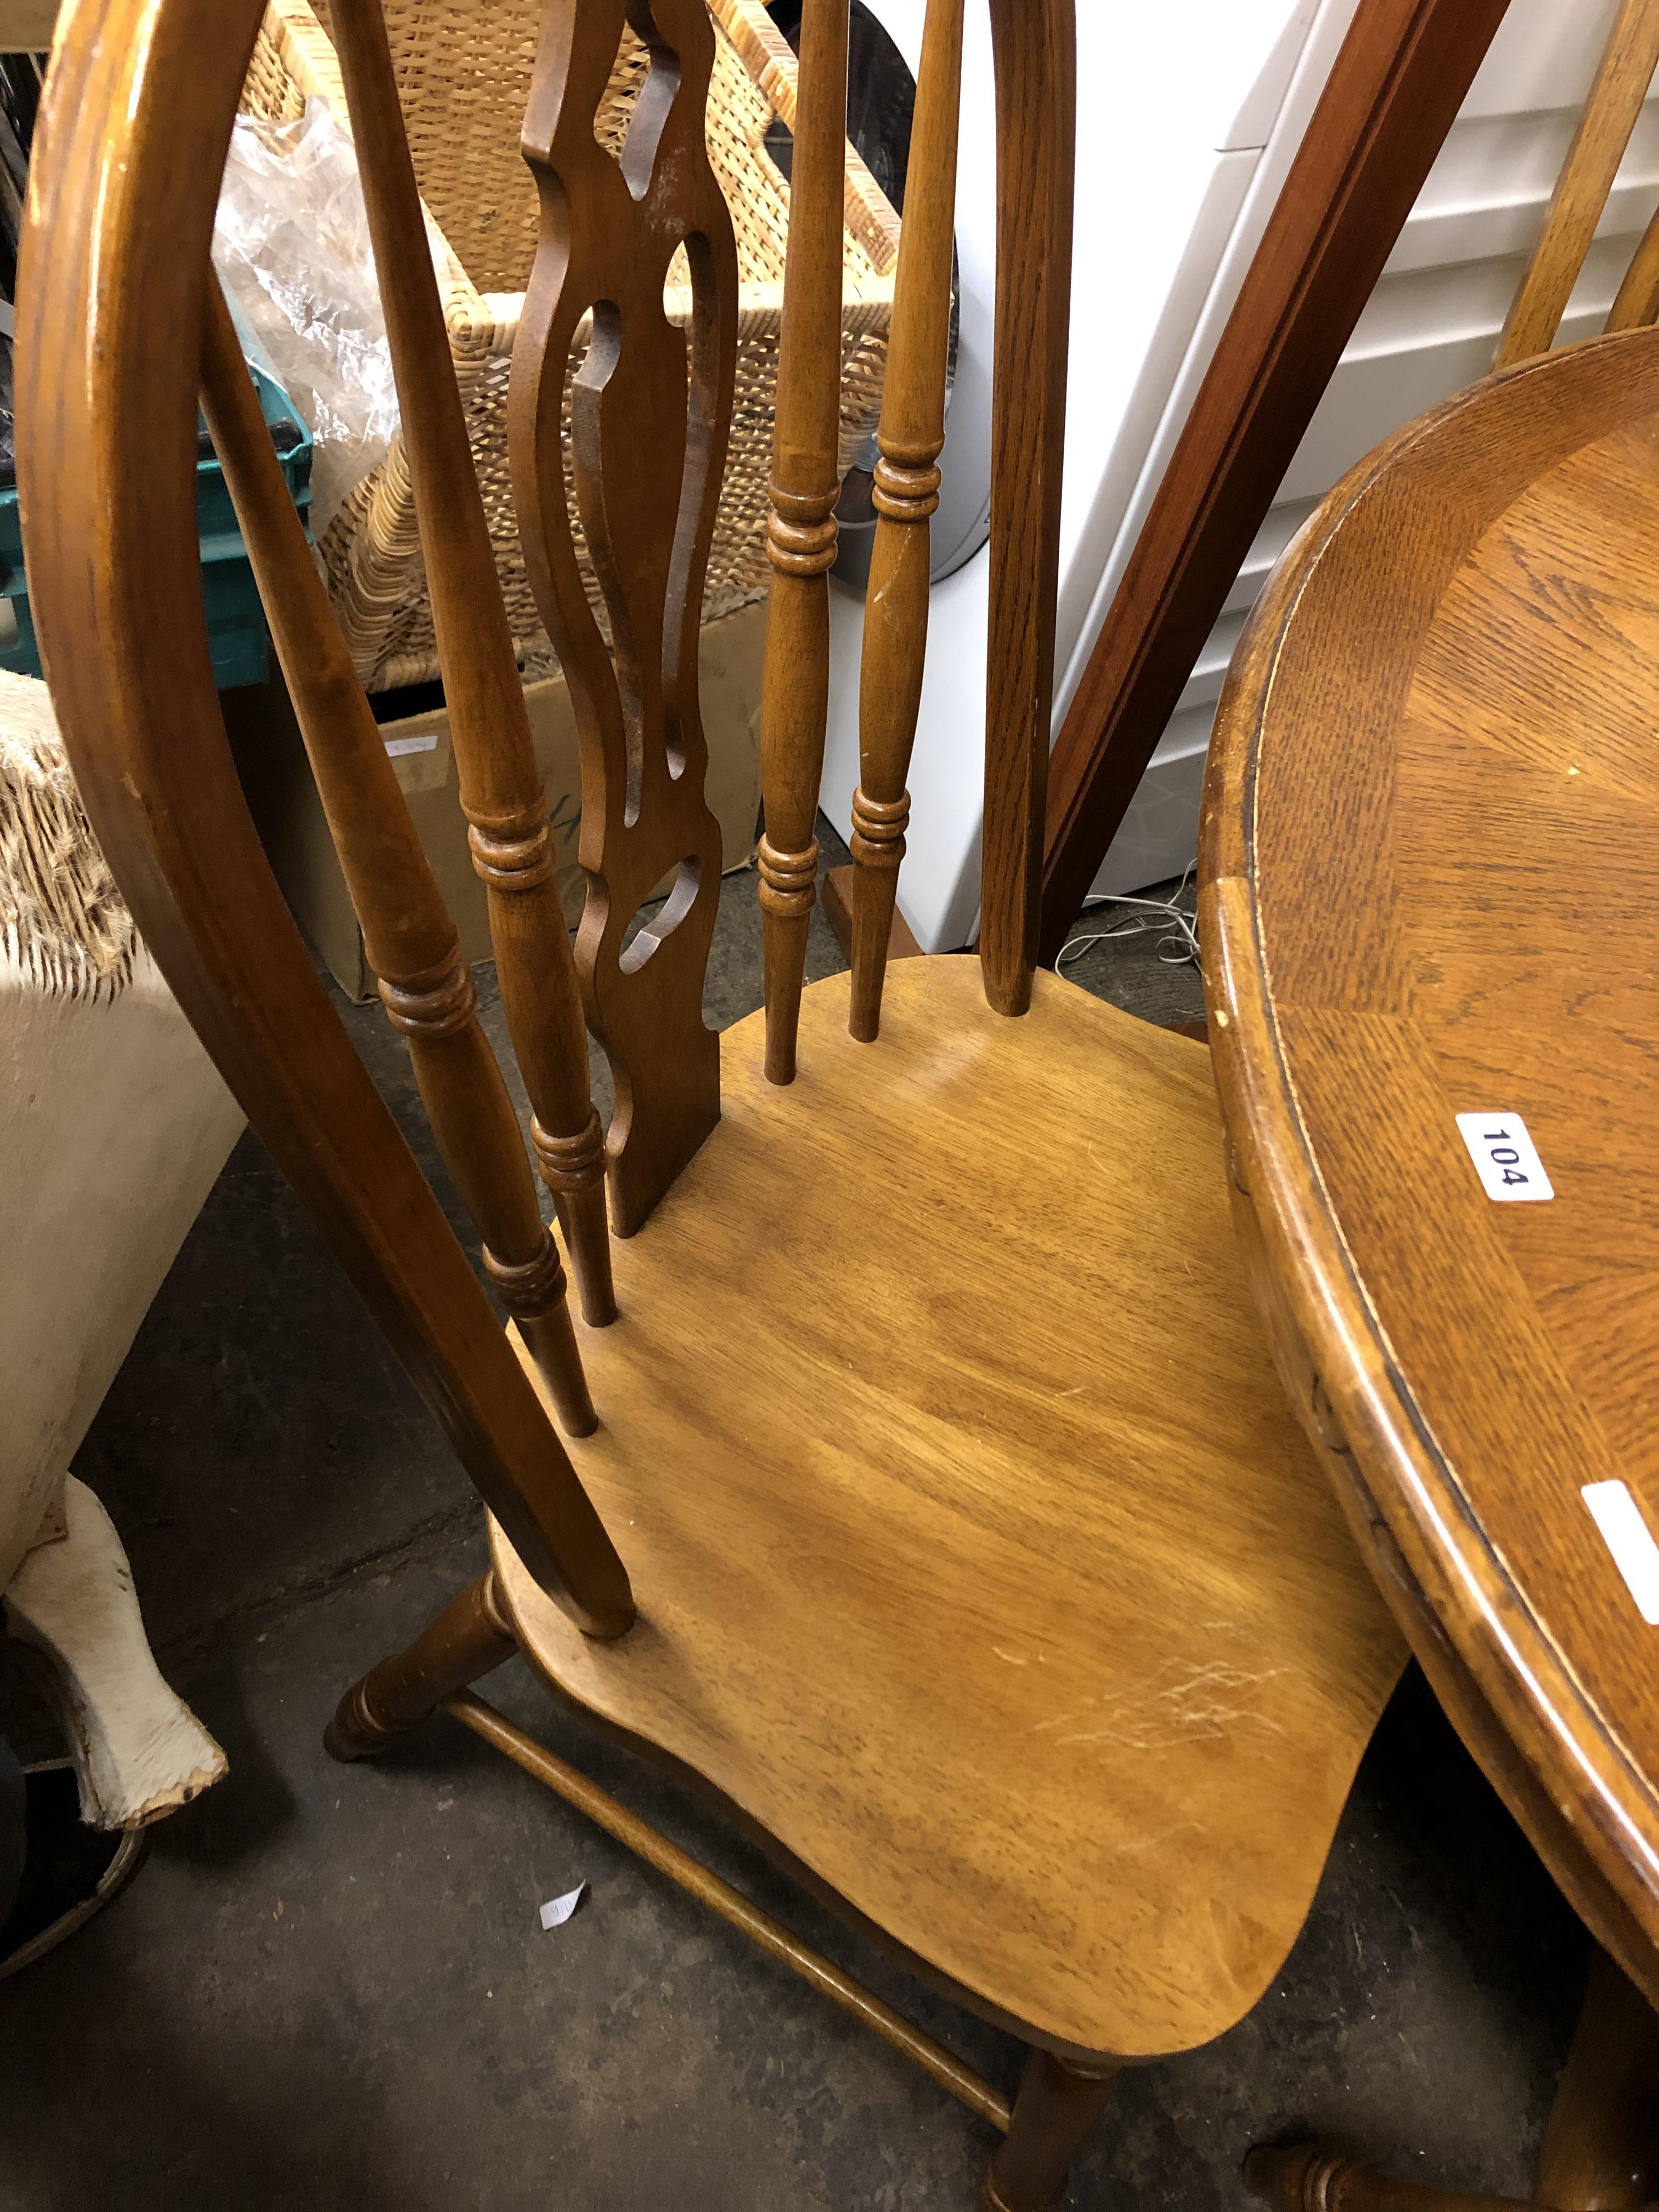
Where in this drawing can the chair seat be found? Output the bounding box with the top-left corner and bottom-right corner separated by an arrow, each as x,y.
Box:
492,957 -> 1405,2060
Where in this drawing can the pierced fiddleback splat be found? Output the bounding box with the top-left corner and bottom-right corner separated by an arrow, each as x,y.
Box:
327,0 -> 615,1324
200,281 -> 595,1441
509,1 -> 738,1235
757,0 -> 849,1086
848,0 -> 962,1043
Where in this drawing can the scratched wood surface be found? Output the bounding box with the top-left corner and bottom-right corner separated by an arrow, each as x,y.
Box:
1202,327 -> 1659,2008
493,954 -> 1405,2062
25,0 -> 1415,2189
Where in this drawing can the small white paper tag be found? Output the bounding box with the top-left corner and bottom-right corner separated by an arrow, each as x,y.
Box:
1455,1112 -> 1554,1203
1582,1482 -> 1659,1625
384,732 -> 439,758
538,1882 -> 588,1931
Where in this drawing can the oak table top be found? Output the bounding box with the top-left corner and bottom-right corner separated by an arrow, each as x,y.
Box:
1200,326 -> 1659,2013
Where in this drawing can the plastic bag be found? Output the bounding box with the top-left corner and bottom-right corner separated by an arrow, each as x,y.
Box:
212,97 -> 399,537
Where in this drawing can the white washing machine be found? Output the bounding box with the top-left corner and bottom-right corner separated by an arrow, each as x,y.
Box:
814,0 -> 1659,949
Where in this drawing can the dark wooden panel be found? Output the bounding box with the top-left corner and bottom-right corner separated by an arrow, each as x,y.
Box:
979,0 -> 1076,1011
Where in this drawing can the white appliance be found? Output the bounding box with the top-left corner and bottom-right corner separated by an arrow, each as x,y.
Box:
819,0 -> 1659,949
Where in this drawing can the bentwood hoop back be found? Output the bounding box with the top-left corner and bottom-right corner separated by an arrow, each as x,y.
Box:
20,2 -> 1406,2201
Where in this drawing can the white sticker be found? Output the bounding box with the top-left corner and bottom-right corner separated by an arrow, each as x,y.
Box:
1582,1482 -> 1659,1625
384,732 -> 439,758
538,1881 -> 588,1931
1455,1112 -> 1554,1203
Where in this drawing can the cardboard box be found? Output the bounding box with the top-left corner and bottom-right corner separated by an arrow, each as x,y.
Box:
227,600 -> 766,1002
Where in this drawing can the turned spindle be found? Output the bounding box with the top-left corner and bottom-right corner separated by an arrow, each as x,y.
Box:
1243,2143 -> 1530,2210
200,281 -> 595,1440
758,0 -> 850,1084
325,1572 -> 518,1762
848,0 -> 963,1041
328,0 -> 616,1324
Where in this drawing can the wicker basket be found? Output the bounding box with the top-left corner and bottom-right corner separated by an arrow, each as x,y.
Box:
240,0 -> 899,693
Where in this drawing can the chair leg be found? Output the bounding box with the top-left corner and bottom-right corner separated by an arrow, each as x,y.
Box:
1244,1946 -> 1659,2212
978,2048 -> 1120,2212
1244,2144 -> 1528,2210
324,1571 -> 518,1762
1532,1948 -> 1659,2211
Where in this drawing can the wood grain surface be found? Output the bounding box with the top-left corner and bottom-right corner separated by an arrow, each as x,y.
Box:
493,955 -> 1404,2061
978,0 -> 1075,1012
1201,327 -> 1659,2006
509,0 -> 736,1233
980,2051 -> 1120,2212
0,2 -> 54,49
15,0 -> 632,1639
324,1572 -> 519,1761
1608,196 -> 1659,334
25,3 -> 1409,2182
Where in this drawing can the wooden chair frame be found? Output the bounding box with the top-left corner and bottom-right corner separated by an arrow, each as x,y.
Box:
16,0 -> 1081,1640
19,1 -> 1408,2203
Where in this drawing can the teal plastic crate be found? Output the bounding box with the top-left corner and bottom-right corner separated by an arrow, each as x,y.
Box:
0,360 -> 312,692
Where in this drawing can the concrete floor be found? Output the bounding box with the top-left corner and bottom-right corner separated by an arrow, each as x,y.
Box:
0,834 -> 1590,2209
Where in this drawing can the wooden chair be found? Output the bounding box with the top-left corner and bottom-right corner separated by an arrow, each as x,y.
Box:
17,0 -> 1408,2200
1207,4 -> 1659,2207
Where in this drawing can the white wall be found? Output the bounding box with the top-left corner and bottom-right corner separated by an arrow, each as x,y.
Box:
826,0 -> 1659,942
1087,0 -> 1657,901
825,0 -> 1342,947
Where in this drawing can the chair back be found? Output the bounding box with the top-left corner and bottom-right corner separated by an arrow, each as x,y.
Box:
14,0 -> 1075,1629
506,0 -> 1075,1114
1498,0 -> 1659,365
